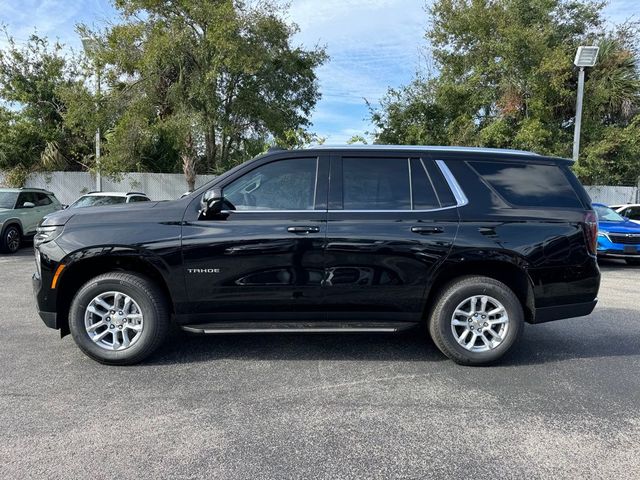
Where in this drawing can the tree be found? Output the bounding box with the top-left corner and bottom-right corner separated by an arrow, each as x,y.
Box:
370,0 -> 640,185
80,0 -> 327,187
0,33 -> 92,175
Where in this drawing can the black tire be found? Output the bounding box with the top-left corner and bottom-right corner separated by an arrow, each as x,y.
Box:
68,272 -> 169,365
626,258 -> 640,266
0,224 -> 21,254
428,276 -> 524,366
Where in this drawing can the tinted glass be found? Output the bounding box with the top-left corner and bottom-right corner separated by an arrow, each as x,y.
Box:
425,161 -> 457,207
625,207 -> 640,220
129,196 -> 150,203
16,192 -> 38,208
594,205 -> 625,222
36,193 -> 52,206
0,192 -> 18,209
410,158 -> 439,210
343,157 -> 410,210
224,158 -> 317,211
71,195 -> 127,208
470,161 -> 582,208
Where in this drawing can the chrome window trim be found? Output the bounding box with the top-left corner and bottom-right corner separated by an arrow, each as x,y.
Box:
407,158 -> 414,210
220,205 -> 460,214
435,159 -> 469,207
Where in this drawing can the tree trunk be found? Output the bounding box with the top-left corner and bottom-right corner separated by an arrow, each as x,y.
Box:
182,132 -> 197,192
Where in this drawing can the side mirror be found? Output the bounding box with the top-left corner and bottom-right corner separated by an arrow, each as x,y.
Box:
23,202 -> 35,208
199,187 -> 223,217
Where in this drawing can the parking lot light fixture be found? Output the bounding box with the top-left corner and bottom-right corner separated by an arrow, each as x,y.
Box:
82,36 -> 102,192
572,45 -> 600,162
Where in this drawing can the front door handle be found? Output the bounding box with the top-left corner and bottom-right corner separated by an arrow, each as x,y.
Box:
411,226 -> 444,235
287,226 -> 320,234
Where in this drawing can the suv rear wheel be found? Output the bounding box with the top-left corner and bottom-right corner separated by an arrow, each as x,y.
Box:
0,224 -> 21,254
428,276 -> 524,365
68,272 -> 169,365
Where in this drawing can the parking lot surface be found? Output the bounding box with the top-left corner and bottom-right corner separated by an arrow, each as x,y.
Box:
1,248 -> 639,479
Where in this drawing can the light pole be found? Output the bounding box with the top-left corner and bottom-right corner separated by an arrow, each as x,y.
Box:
81,36 -> 102,191
572,45 -> 600,162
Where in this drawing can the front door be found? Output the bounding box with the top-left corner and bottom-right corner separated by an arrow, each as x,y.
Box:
181,155 -> 329,324
323,154 -> 460,323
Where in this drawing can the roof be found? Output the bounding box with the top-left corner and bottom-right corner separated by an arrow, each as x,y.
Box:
83,191 -> 148,197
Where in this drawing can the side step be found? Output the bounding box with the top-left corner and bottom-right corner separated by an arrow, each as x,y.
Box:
181,322 -> 417,335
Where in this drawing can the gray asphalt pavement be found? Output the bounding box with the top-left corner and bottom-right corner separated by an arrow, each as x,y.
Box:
0,248 -> 639,479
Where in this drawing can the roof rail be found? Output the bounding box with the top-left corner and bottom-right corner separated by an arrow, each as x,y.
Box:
126,192 -> 146,196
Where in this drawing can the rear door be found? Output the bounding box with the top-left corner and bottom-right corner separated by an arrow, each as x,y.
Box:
323,153 -> 460,323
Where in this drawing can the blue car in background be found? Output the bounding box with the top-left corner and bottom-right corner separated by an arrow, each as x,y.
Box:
593,203 -> 640,266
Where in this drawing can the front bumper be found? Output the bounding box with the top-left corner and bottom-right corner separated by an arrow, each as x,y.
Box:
32,271 -> 59,330
597,236 -> 640,258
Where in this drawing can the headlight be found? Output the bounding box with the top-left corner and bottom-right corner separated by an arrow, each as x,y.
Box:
34,225 -> 64,248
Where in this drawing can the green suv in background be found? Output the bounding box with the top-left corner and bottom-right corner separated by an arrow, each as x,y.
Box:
0,188 -> 63,254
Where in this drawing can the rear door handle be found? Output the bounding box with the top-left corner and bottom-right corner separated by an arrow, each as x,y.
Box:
411,226 -> 444,235
287,226 -> 320,234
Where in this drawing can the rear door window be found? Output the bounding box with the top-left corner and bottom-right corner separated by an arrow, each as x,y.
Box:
342,157 -> 410,210
469,161 -> 582,208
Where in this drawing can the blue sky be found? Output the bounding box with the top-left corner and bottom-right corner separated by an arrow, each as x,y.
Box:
1,0 -> 638,142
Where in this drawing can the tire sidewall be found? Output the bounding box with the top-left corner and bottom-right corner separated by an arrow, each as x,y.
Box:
431,281 -> 524,364
69,276 -> 162,363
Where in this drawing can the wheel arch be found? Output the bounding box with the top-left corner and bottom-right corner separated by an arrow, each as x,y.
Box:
54,250 -> 175,336
424,258 -> 536,324
1,218 -> 24,235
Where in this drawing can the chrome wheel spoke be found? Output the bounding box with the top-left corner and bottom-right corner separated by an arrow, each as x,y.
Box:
486,328 -> 503,342
125,323 -> 143,332
92,329 -> 110,343
452,319 -> 469,327
488,317 -> 508,326
95,298 -> 113,311
87,320 -> 106,332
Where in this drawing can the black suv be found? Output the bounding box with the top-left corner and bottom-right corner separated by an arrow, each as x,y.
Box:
33,146 -> 600,365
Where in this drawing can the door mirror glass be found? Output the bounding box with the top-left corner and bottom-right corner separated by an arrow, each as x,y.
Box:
23,201 -> 35,208
200,187 -> 223,217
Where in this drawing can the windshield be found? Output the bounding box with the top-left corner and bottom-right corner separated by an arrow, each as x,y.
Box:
70,195 -> 127,208
594,205 -> 625,222
0,192 -> 18,209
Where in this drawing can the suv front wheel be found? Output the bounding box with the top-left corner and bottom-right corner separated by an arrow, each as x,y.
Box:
429,276 -> 524,365
68,272 -> 169,365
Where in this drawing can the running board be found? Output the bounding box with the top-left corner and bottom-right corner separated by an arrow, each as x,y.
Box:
181,322 -> 416,335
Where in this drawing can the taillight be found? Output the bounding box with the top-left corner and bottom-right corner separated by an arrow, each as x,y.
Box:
584,211 -> 598,255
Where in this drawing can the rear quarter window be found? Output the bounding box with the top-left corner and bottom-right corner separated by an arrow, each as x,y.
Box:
469,161 -> 582,209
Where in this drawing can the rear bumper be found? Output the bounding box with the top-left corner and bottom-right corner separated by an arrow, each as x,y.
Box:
532,299 -> 597,324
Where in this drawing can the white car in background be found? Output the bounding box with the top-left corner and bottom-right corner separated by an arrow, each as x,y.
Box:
611,204 -> 640,225
68,191 -> 151,208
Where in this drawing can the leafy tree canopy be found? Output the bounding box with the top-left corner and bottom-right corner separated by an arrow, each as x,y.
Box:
370,0 -> 640,185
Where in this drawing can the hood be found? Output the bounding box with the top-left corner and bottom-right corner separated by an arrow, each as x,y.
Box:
41,201 -> 163,227
598,219 -> 640,234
